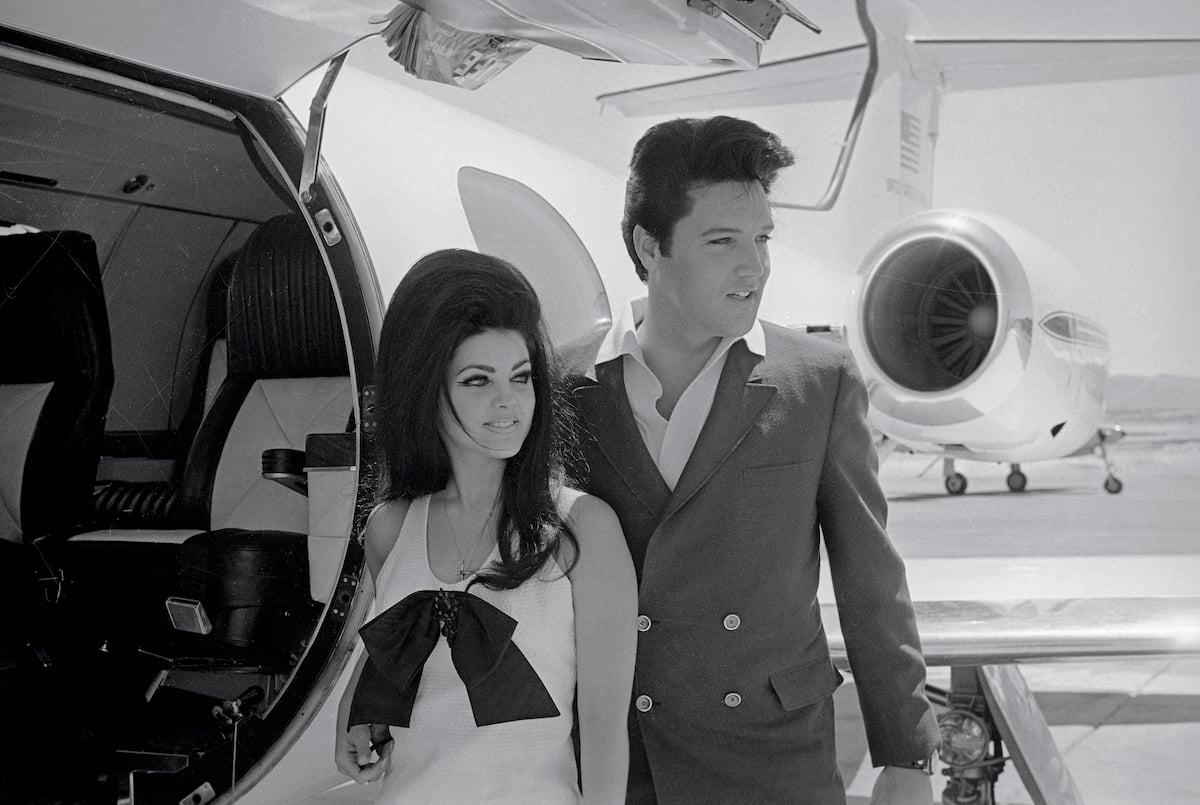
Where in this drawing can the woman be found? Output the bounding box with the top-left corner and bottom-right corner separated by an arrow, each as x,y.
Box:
334,249 -> 636,803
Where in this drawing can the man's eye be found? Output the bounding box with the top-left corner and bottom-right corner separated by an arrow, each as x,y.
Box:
757,234 -> 772,244
709,237 -> 733,245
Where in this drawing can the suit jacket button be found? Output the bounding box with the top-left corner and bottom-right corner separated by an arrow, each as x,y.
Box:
722,614 -> 741,631
635,695 -> 654,712
723,692 -> 742,708
637,615 -> 652,632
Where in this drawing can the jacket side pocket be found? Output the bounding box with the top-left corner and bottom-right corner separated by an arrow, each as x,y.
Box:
770,657 -> 844,711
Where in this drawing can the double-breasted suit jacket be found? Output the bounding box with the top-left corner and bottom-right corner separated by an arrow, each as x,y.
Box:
570,322 -> 939,804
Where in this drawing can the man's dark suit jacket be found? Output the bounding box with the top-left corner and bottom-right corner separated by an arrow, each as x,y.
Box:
569,322 -> 939,804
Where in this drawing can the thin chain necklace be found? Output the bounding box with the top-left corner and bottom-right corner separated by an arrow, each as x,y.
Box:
441,493 -> 500,581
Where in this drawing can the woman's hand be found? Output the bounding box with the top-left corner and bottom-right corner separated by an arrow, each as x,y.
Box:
334,723 -> 393,784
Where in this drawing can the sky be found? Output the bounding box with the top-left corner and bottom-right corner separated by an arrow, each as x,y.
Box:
306,0 -> 1200,378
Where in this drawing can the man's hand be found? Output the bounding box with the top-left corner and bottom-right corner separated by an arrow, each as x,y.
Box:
334,723 -> 393,784
870,765 -> 933,804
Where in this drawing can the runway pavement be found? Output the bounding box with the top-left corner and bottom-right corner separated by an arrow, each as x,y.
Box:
835,403 -> 1200,803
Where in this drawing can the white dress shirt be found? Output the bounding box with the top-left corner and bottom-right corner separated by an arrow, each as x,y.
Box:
592,297 -> 766,490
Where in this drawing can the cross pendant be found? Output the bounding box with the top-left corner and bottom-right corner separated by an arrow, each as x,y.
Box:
458,560 -> 469,580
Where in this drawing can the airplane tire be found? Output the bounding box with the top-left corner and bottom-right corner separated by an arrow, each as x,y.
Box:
945,473 -> 968,495
1104,476 -> 1123,494
1006,471 -> 1027,492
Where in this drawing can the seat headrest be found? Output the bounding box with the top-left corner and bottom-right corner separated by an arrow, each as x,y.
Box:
226,215 -> 348,379
0,230 -> 112,386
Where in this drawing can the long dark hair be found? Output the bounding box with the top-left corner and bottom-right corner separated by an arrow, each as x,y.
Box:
374,248 -> 576,589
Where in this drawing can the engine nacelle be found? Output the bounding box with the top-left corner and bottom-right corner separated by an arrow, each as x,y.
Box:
847,210 -> 1110,462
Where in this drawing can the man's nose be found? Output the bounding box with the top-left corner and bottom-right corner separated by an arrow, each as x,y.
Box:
737,242 -> 767,277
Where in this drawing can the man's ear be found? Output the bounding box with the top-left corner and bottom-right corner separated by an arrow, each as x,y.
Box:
632,224 -> 661,274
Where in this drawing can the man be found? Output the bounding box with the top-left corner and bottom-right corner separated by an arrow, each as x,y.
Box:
569,116 -> 939,803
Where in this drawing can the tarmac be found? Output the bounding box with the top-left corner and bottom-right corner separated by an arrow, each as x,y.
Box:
837,401 -> 1200,804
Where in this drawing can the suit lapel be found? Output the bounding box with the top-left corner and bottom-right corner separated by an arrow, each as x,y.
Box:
575,359 -> 672,515
665,341 -> 777,520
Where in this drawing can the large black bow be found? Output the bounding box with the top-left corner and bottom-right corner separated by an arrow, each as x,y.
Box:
348,589 -> 560,729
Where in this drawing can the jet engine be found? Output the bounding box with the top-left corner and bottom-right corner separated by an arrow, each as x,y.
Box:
846,210 -> 1111,464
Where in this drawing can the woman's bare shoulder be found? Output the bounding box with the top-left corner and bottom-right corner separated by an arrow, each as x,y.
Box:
363,498 -> 412,574
365,498 -> 411,535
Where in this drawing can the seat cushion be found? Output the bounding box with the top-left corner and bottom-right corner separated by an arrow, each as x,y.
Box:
0,383 -> 51,543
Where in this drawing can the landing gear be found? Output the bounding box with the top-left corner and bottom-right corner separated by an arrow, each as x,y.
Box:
1005,464 -> 1027,492
945,474 -> 968,495
930,665 -> 1086,805
943,459 -> 967,495
1094,427 -> 1124,494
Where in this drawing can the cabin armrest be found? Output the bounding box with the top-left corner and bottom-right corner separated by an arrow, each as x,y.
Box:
261,448 -> 307,496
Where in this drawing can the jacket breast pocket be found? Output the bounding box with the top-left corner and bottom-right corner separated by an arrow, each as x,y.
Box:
739,460 -> 818,527
770,657 -> 844,711
742,460 -> 817,489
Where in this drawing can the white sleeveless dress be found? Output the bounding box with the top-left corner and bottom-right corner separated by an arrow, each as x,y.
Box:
371,495 -> 580,804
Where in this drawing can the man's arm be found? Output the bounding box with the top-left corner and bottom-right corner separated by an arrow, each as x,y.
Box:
816,348 -> 940,766
872,766 -> 934,804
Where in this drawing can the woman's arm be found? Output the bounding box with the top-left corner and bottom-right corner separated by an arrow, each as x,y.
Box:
332,499 -> 409,783
333,653 -> 385,782
561,489 -> 637,805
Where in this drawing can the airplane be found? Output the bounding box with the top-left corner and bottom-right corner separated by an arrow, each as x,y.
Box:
589,0 -> 1200,497
1,1 -> 1198,804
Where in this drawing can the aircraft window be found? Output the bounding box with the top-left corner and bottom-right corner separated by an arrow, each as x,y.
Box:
1040,312 -> 1110,349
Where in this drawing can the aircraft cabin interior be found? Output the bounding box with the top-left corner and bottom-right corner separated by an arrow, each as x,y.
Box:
0,38 -> 373,805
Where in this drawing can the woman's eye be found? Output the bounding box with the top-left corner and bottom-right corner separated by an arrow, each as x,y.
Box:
512,371 -> 532,384
460,374 -> 490,387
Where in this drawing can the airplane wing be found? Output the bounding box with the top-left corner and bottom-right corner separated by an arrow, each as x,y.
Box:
598,37 -> 1200,115
823,597 -> 1200,667
822,593 -> 1200,804
917,37 -> 1200,90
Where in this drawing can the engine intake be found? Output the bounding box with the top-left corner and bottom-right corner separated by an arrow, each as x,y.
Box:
862,237 -> 998,392
846,209 -> 1108,461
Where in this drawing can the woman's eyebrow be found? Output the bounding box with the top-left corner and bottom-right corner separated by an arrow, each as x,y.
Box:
455,363 -> 495,375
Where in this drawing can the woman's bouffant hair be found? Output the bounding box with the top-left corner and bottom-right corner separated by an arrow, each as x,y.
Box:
373,248 -> 576,589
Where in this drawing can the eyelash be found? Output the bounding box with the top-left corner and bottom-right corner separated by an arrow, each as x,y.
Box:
459,372 -> 532,387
